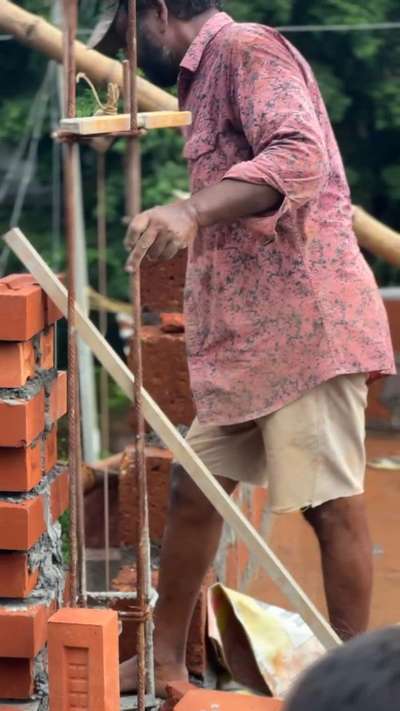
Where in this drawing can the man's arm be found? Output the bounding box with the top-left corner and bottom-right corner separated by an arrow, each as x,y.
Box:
125,179 -> 282,263
127,28 -> 326,264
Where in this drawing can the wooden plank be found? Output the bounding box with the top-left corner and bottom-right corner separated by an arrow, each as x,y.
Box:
3,227 -> 341,652
60,111 -> 191,135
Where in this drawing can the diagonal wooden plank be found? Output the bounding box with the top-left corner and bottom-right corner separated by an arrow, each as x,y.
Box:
3,227 -> 341,651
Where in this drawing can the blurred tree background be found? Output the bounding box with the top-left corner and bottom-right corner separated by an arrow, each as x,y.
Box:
0,0 -> 399,302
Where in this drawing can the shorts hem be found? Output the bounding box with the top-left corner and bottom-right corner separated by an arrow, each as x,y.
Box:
271,487 -> 365,515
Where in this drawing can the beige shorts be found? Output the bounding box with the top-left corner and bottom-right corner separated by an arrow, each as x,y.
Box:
186,374 -> 368,514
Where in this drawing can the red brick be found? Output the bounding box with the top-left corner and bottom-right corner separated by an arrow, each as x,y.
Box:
161,682 -> 197,711
0,389 -> 45,447
0,275 -> 45,341
0,341 -> 35,388
0,497 -> 44,551
39,327 -> 55,370
47,371 -> 67,425
160,313 -> 185,333
0,468 -> 69,550
0,428 -> 57,494
141,252 -> 186,312
50,468 -> 69,522
48,608 -> 120,711
0,552 -> 39,598
46,296 -> 63,327
138,326 -> 195,426
44,425 -> 58,472
0,441 -> 41,492
119,446 -> 172,547
0,601 -> 55,658
0,658 -> 35,699
176,690 -> 283,710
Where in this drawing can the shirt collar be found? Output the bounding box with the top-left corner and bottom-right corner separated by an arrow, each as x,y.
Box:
180,12 -> 234,73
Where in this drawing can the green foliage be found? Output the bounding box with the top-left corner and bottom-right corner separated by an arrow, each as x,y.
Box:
0,0 -> 399,293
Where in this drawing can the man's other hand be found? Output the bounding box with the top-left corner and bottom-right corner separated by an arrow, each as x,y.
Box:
125,201 -> 199,269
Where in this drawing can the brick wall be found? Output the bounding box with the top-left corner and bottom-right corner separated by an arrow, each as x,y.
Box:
0,274 -> 68,702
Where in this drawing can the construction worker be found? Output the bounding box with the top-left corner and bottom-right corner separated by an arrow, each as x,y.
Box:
89,0 -> 395,696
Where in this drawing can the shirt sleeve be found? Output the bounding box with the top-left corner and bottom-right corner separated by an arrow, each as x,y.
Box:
224,27 -> 328,233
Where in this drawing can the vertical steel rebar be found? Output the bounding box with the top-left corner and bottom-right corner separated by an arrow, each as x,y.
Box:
97,151 -> 112,591
126,4 -> 154,706
97,152 -> 110,453
62,0 -> 87,608
127,2 -> 138,132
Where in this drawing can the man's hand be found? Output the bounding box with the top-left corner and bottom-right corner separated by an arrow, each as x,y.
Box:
125,201 -> 199,270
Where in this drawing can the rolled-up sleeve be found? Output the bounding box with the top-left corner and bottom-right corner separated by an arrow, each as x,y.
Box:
224,29 -> 328,232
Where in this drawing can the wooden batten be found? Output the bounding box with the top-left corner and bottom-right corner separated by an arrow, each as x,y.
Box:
59,111 -> 192,135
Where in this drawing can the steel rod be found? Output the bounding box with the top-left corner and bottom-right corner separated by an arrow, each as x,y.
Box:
127,1 -> 138,131
104,467 -> 111,591
126,3 -> 153,704
97,151 -> 110,451
96,150 -> 112,590
62,0 -> 80,607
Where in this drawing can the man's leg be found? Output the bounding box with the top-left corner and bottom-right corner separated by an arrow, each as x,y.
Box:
120,463 -> 237,694
304,494 -> 372,640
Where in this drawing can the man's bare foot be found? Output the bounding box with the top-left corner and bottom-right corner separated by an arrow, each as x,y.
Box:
120,655 -> 188,698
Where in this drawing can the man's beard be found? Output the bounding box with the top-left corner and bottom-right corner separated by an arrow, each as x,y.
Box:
137,29 -> 180,88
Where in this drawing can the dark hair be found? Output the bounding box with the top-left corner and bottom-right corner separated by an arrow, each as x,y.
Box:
285,627 -> 400,711
136,0 -> 223,20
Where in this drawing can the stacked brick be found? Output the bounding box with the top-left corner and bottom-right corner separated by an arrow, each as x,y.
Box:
0,274 -> 69,703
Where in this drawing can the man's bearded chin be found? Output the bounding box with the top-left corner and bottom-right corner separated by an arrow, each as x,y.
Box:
138,32 -> 180,87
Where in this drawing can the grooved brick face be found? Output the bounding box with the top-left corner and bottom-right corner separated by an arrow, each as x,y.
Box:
0,389 -> 45,447
137,326 -> 195,427
0,341 -> 35,388
0,467 -> 69,550
141,252 -> 186,312
48,608 -> 120,711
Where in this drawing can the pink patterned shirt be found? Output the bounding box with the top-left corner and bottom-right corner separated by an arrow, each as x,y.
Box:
179,12 -> 395,425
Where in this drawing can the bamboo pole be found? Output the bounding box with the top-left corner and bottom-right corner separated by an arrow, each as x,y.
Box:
353,206 -> 400,268
0,0 -> 178,112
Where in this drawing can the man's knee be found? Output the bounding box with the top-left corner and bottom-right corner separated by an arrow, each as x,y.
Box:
169,463 -> 236,522
169,464 -> 216,521
303,495 -> 368,546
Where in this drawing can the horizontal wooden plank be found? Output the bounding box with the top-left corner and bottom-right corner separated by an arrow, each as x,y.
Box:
59,111 -> 191,135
